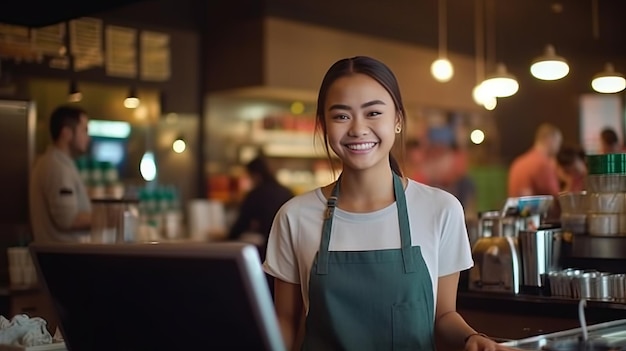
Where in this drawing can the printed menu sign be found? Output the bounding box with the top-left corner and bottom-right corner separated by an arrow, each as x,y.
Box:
105,25 -> 137,78
70,17 -> 104,71
31,23 -> 65,57
140,31 -> 170,81
0,24 -> 35,61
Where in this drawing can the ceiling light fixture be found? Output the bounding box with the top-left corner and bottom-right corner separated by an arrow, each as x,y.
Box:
472,0 -> 497,110
481,63 -> 519,98
530,45 -> 570,80
124,86 -> 140,109
68,80 -> 82,102
480,0 -> 518,98
591,63 -> 626,94
430,0 -> 454,82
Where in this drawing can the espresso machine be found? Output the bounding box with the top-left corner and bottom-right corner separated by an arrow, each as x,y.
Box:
469,195 -> 555,294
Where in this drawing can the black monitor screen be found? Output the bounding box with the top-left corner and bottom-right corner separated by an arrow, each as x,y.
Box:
33,243 -> 284,351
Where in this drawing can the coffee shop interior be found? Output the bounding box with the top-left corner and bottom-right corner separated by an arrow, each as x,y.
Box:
2,0 -> 626,349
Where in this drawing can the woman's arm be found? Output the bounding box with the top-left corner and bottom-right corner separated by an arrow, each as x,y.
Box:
274,278 -> 303,351
434,272 -> 478,349
434,272 -> 517,351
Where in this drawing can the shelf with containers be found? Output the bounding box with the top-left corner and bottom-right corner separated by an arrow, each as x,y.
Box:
76,157 -> 124,199
545,154 -> 626,304
205,95 -> 340,203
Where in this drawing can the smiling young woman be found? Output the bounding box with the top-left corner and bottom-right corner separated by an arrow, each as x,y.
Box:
263,56 -> 515,351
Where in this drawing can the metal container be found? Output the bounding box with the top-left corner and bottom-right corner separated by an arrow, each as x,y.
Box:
590,273 -> 611,301
477,210 -> 502,238
519,228 -> 562,288
610,274 -> 626,301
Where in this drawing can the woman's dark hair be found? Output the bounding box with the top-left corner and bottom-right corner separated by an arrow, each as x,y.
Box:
49,105 -> 87,141
557,145 -> 586,167
314,56 -> 407,176
600,127 -> 619,147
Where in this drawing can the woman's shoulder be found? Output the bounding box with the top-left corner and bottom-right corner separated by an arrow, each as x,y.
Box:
276,187 -> 326,216
405,178 -> 463,209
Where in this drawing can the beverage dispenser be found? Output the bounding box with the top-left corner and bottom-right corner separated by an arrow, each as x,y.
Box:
469,195 -> 554,294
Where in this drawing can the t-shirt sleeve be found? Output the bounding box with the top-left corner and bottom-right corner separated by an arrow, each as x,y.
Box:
263,201 -> 300,284
438,194 -> 474,276
44,166 -> 80,230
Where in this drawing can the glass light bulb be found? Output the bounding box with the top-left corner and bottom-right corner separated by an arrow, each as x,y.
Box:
172,139 -> 186,153
431,58 -> 454,82
470,129 -> 485,145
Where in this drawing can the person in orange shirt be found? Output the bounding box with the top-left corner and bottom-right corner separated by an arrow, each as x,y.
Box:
507,123 -> 562,199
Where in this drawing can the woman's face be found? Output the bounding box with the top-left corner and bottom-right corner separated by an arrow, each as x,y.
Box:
323,73 -> 399,173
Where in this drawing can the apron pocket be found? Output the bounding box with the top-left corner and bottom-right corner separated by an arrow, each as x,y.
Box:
392,303 -> 434,351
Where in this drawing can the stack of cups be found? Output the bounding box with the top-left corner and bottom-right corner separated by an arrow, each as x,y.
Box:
7,247 -> 37,287
558,192 -> 588,234
586,154 -> 626,236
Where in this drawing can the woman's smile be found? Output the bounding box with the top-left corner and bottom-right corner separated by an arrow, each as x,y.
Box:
344,142 -> 378,152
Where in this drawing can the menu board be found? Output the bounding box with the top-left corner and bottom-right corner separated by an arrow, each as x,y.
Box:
0,20 -> 172,82
0,23 -> 35,61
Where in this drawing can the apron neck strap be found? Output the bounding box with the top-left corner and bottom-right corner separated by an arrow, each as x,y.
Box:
316,172 -> 415,275
316,181 -> 339,274
393,173 -> 416,273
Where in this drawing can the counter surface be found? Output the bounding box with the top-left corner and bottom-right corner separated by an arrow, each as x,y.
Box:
501,319 -> 626,350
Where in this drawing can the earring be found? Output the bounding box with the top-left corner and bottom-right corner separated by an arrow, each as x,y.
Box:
395,125 -> 402,134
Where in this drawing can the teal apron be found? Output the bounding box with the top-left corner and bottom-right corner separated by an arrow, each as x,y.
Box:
303,173 -> 435,351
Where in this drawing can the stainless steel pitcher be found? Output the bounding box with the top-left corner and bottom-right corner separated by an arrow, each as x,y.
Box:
519,228 -> 563,288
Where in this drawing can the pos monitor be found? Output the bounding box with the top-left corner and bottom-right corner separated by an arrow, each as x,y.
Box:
30,242 -> 286,351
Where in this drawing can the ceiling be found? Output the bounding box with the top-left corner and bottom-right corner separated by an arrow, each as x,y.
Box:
267,0 -> 626,66
1,0 -> 625,71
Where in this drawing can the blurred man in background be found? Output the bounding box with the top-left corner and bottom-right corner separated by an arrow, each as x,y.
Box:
508,123 -> 562,199
29,105 -> 92,243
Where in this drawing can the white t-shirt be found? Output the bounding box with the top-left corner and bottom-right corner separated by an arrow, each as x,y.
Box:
263,179 -> 474,313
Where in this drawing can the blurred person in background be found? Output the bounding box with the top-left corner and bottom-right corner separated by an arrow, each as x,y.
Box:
29,105 -> 92,243
556,145 -> 587,192
508,123 -> 562,199
228,155 -> 294,262
600,127 -> 624,154
228,155 -> 293,298
404,138 -> 428,184
419,127 -> 476,214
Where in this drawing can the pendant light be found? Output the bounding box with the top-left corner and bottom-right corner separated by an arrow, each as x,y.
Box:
67,80 -> 82,102
480,0 -> 518,98
430,0 -> 454,82
591,63 -> 626,94
481,63 -> 519,98
472,0 -> 496,110
530,45 -> 569,81
124,86 -> 140,109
